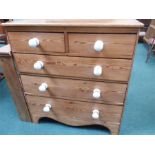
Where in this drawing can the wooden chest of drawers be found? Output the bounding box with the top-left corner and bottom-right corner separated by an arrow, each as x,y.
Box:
0,20 -> 143,134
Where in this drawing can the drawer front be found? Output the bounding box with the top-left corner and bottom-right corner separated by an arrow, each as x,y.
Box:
21,75 -> 127,105
14,53 -> 132,82
68,33 -> 137,58
8,32 -> 65,53
26,95 -> 123,126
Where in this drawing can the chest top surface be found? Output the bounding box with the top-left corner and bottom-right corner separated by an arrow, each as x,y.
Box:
3,19 -> 143,27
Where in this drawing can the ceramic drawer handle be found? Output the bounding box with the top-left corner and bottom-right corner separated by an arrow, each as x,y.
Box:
93,65 -> 102,76
39,83 -> 48,92
43,104 -> 52,112
93,88 -> 101,99
94,40 -> 104,52
92,109 -> 100,119
34,61 -> 44,70
28,38 -> 40,48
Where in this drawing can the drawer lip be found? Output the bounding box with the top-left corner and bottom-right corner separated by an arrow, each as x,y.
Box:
26,95 -> 123,127
13,53 -> 132,83
24,93 -> 125,106
19,73 -> 129,84
68,33 -> 137,59
20,75 -> 127,106
8,32 -> 65,53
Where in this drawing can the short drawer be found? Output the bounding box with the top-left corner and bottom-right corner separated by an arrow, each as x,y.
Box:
68,33 -> 137,58
8,32 -> 65,53
26,95 -> 123,128
21,75 -> 127,105
14,53 -> 132,82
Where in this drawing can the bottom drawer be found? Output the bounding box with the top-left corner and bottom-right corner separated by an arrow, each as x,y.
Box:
26,95 -> 123,134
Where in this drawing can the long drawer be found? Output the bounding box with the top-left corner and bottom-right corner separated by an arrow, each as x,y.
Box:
26,95 -> 123,128
21,75 -> 127,105
68,33 -> 137,58
8,32 -> 65,53
14,53 -> 132,82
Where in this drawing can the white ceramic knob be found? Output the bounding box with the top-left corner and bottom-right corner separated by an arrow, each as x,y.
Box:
43,104 -> 52,112
94,40 -> 104,52
39,83 -> 48,92
92,109 -> 100,119
93,88 -> 101,99
34,61 -> 44,70
28,38 -> 40,48
93,65 -> 102,76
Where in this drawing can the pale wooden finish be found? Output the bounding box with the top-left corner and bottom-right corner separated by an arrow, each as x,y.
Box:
69,33 -> 137,58
14,53 -> 132,83
2,19 -> 142,135
0,44 -> 31,121
4,26 -> 139,33
8,32 -> 65,53
0,56 -> 31,121
21,75 -> 127,105
3,19 -> 143,27
26,95 -> 123,134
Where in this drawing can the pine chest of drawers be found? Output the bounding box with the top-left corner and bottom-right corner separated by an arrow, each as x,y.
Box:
0,20 -> 143,134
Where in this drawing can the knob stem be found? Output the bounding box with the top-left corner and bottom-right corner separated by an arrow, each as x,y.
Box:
93,88 -> 101,99
39,83 -> 48,92
93,65 -> 102,76
43,104 -> 52,112
92,109 -> 100,119
34,61 -> 44,70
28,38 -> 40,48
94,40 -> 104,52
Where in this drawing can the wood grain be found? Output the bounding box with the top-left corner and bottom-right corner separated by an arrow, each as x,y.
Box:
2,19 -> 142,135
21,75 -> 127,105
0,56 -> 31,121
26,95 -> 123,134
3,19 -> 143,27
69,33 -> 137,58
8,32 -> 65,53
14,53 -> 132,82
5,26 -> 139,34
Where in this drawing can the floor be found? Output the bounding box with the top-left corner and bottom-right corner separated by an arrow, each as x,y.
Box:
0,43 -> 155,135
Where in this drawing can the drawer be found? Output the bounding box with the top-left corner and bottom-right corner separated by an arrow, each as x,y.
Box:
26,95 -> 123,128
68,33 -> 137,58
8,32 -> 65,53
21,75 -> 127,105
14,53 -> 132,82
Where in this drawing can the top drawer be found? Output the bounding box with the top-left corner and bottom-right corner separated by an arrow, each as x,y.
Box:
68,33 -> 137,58
8,32 -> 65,54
